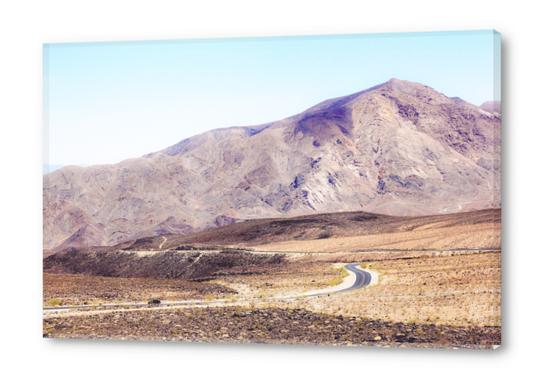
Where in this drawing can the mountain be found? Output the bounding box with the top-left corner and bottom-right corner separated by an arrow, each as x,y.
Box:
43,79 -> 501,251
480,101 -> 501,114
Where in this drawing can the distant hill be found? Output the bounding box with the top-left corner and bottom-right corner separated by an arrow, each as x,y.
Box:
44,79 -> 501,251
480,101 -> 501,114
124,208 -> 501,252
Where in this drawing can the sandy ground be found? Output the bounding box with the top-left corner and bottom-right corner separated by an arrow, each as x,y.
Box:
252,222 -> 499,253
43,273 -> 236,306
285,252 -> 501,327
43,208 -> 501,348
44,251 -> 500,329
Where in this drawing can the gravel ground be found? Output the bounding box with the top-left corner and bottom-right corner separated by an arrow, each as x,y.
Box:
44,273 -> 236,305
43,306 -> 500,349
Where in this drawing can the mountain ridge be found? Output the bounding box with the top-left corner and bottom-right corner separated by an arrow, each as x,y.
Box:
44,78 -> 501,251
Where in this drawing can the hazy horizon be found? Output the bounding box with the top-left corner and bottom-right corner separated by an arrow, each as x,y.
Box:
44,30 -> 500,167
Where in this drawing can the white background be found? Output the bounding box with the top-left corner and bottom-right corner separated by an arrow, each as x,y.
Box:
0,1 -> 539,378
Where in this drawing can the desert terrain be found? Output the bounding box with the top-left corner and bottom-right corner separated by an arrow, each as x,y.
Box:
43,79 -> 501,348
44,208 -> 501,348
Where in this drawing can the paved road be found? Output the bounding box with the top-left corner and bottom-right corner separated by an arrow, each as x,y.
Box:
342,263 -> 372,291
296,262 -> 373,298
44,262 -> 374,316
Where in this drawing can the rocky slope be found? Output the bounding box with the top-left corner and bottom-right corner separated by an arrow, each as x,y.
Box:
44,249 -> 285,280
44,79 -> 501,251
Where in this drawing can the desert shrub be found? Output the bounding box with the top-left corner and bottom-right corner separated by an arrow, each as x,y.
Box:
327,267 -> 348,286
46,298 -> 62,307
317,231 -> 332,239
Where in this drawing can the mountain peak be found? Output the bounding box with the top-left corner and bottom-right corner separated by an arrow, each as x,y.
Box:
386,77 -> 405,85
380,77 -> 433,93
44,80 -> 501,251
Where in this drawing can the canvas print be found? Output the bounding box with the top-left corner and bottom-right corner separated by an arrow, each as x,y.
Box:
43,31 -> 501,349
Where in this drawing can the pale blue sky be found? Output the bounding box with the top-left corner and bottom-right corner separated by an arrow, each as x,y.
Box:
44,30 -> 500,166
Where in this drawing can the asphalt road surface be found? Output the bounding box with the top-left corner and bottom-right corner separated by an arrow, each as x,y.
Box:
342,263 -> 372,291
44,263 -> 373,316
300,262 -> 373,298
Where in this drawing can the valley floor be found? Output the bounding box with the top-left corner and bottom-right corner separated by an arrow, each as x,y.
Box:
43,250 -> 501,348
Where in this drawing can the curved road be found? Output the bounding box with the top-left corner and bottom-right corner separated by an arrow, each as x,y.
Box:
44,262 -> 374,316
342,263 -> 372,291
299,262 -> 373,298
